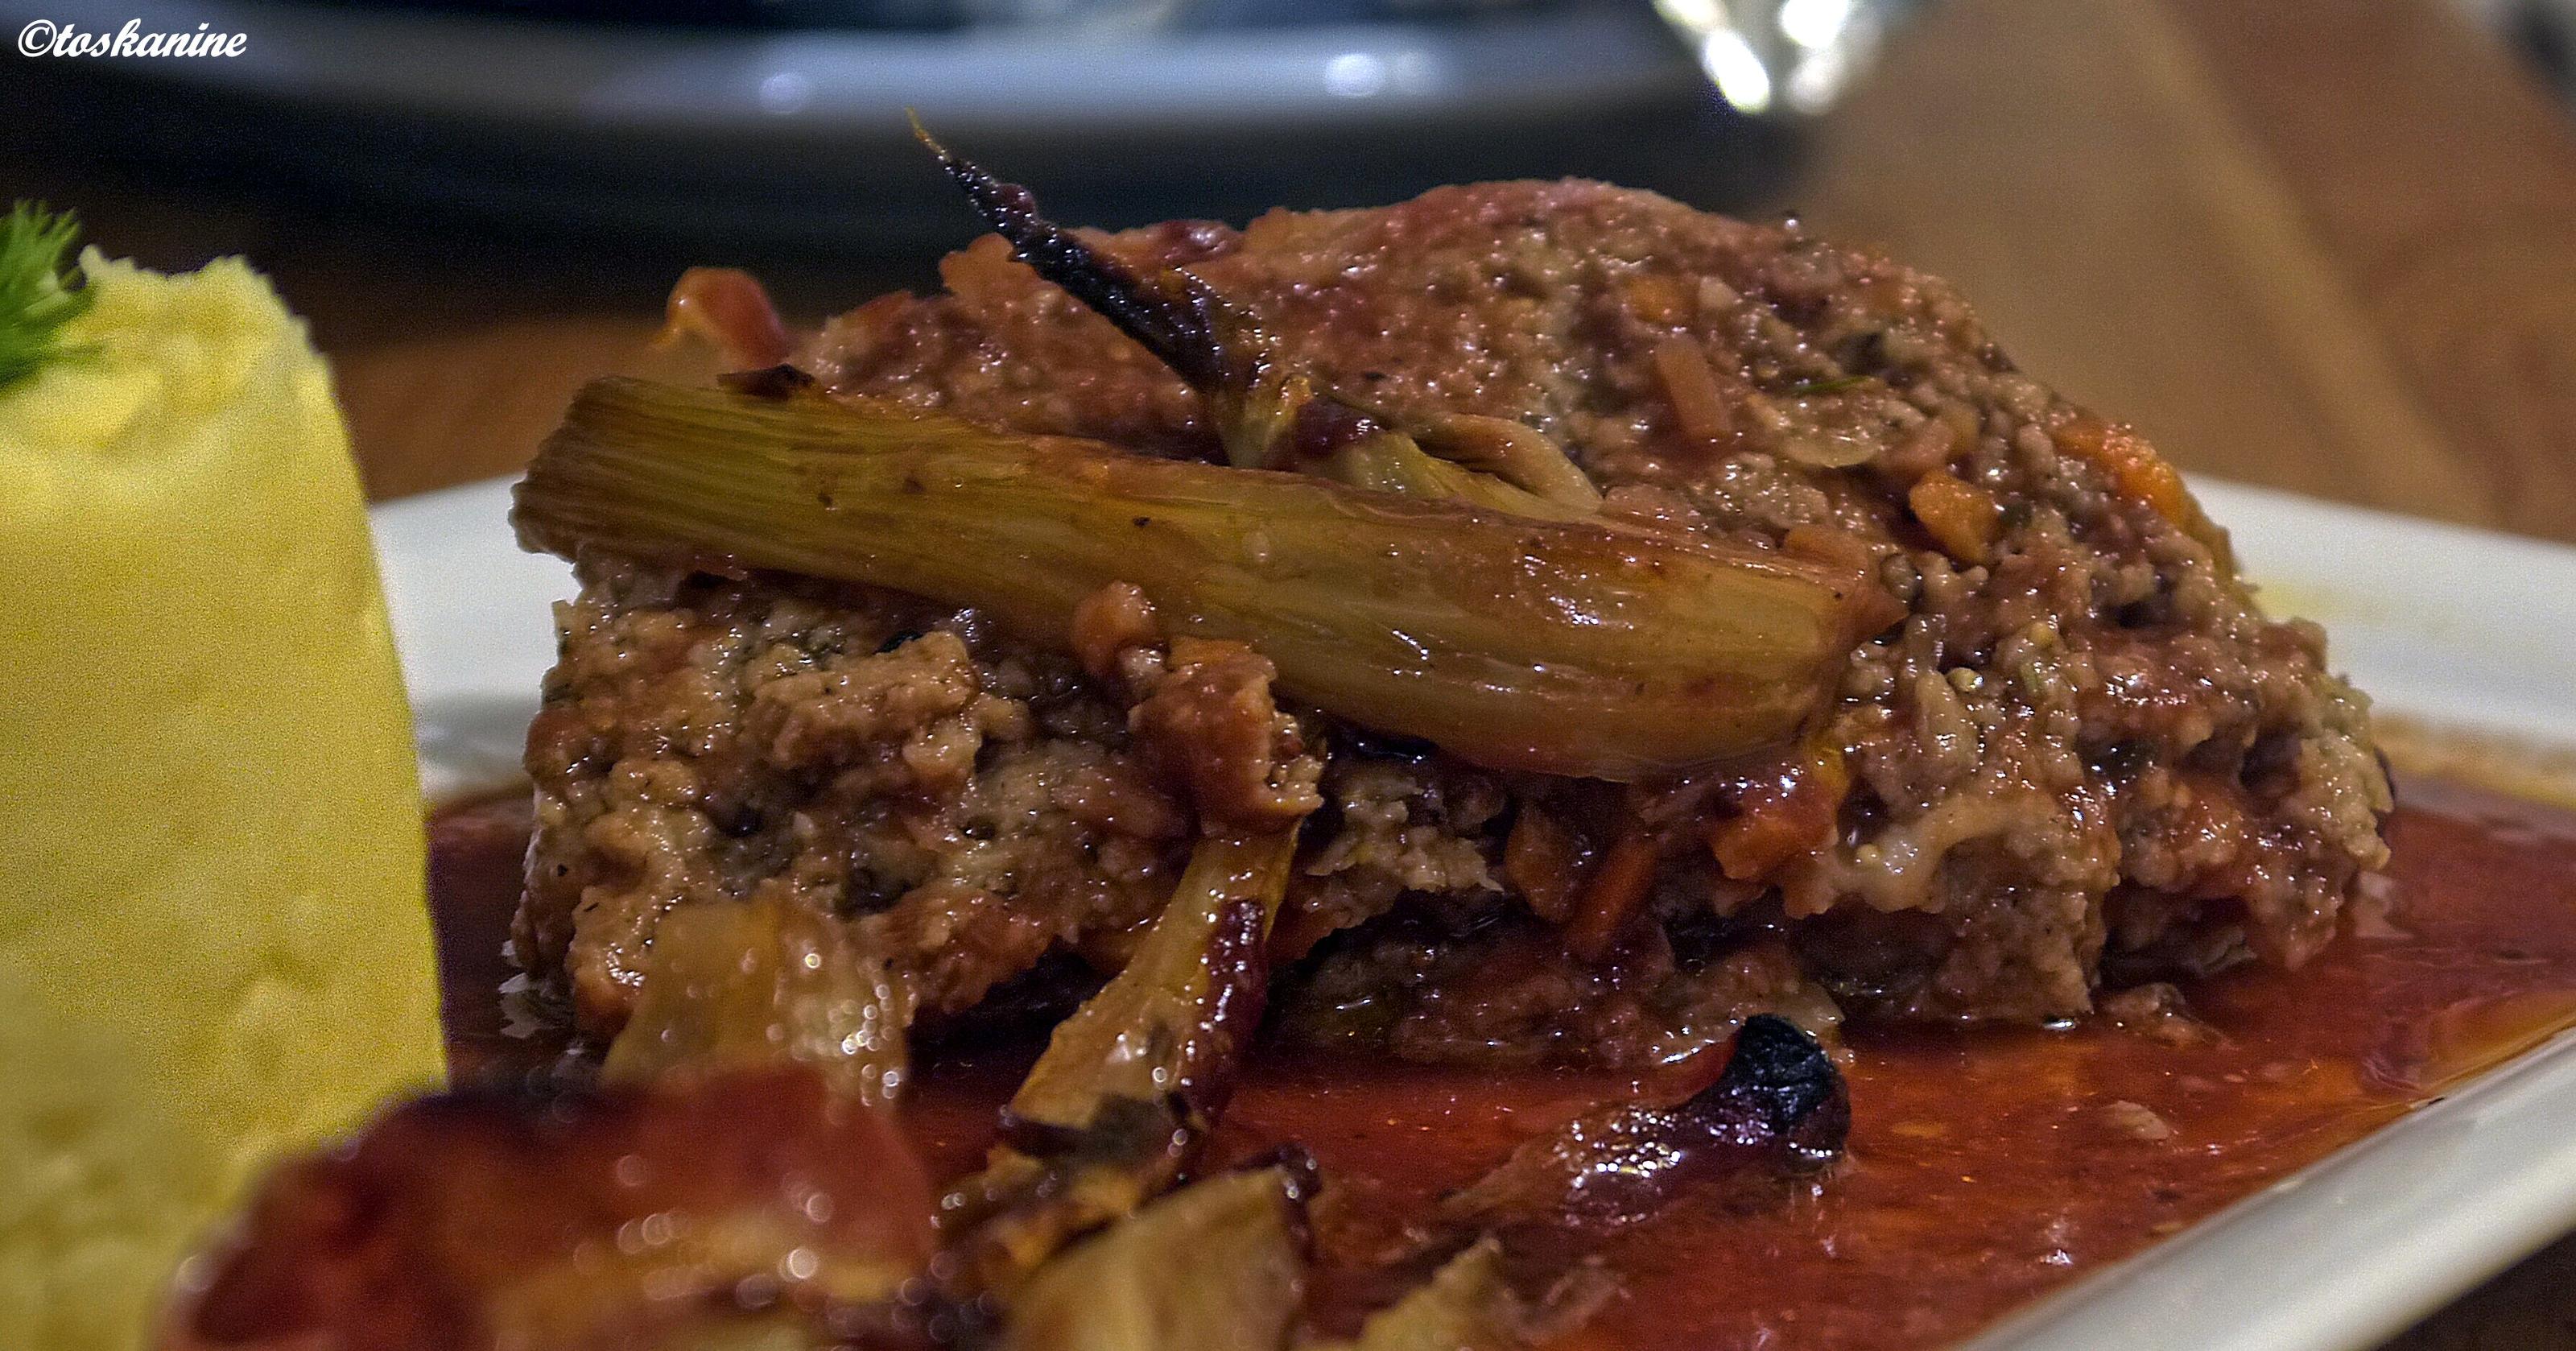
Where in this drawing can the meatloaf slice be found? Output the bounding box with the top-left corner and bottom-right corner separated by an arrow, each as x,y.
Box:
517,180 -> 2388,1064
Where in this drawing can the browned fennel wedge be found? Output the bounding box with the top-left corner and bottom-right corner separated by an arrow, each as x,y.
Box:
1007,829 -> 1294,1132
938,830 -> 1298,1296
513,378 -> 1887,780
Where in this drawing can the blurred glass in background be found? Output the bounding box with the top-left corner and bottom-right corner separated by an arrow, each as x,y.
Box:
3,0 -> 2570,262
2,0 -> 1911,251
2462,0 -> 2576,97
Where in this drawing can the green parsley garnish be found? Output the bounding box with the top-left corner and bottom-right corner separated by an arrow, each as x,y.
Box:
0,202 -> 93,391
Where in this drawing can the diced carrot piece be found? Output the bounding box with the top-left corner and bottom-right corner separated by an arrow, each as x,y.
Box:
1708,743 -> 1850,881
1563,831 -> 1661,962
1624,273 -> 1695,325
1653,336 -> 1735,445
1504,807 -> 1588,925
2054,415 -> 2190,524
1908,469 -> 2003,564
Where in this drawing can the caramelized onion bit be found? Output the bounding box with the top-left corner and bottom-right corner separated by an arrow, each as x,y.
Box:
1407,413 -> 1604,512
603,897 -> 915,1105
1501,807 -> 1589,926
167,1068 -> 937,1351
940,1099 -> 1199,1302
1559,830 -> 1661,963
659,266 -> 793,371
1440,1014 -> 1847,1235
1312,428 -> 1596,520
1003,1163 -> 1314,1351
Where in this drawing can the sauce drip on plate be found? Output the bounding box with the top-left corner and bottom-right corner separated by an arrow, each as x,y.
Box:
427,777 -> 2576,1350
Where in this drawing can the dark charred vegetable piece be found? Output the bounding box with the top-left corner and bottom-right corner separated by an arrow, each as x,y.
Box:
1439,1014 -> 1848,1235
165,1067 -> 939,1351
515,379 -> 1880,779
603,896 -> 916,1105
914,117 -> 1231,394
1002,1163 -> 1314,1351
914,125 -> 1598,514
940,831 -> 1298,1295
1290,1021 -> 1838,1351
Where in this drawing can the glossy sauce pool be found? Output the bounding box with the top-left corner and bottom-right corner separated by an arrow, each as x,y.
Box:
427,778 -> 2576,1349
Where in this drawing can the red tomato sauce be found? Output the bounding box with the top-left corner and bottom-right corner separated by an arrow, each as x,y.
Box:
427,777 -> 2576,1349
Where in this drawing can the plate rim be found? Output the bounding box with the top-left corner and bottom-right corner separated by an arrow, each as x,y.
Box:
375,473 -> 2576,1351
5,0 -> 1704,134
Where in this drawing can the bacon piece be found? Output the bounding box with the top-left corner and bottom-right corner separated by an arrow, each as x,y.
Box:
167,1068 -> 937,1351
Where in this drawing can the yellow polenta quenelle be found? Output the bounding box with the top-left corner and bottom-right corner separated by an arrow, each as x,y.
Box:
0,208 -> 442,1351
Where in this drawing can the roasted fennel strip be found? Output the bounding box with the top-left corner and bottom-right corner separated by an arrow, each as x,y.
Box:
939,830 -> 1298,1295
515,378 -> 1878,779
1007,830 -> 1294,1132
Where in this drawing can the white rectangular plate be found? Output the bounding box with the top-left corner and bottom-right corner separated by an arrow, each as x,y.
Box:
374,475 -> 2576,1351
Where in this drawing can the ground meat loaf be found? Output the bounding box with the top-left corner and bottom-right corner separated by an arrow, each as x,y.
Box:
518,180 -> 2389,1065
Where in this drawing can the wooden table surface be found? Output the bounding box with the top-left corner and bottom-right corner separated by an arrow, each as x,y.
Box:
12,0 -> 2576,1343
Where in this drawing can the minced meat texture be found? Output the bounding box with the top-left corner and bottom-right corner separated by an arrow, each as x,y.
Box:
518,180 -> 2389,1064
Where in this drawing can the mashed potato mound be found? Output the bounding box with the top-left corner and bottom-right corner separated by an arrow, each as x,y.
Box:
0,248 -> 443,1351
